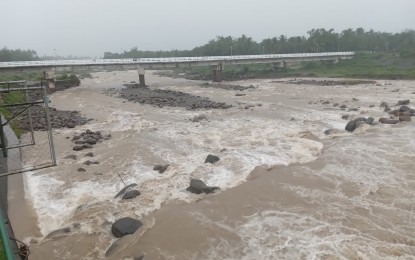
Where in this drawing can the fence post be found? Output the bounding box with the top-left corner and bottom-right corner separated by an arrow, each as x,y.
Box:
42,86 -> 57,166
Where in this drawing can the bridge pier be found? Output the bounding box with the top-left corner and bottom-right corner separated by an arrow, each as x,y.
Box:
138,67 -> 145,86
43,71 -> 56,91
212,64 -> 223,82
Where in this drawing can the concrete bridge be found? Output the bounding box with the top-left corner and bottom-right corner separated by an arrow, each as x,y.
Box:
0,52 -> 354,86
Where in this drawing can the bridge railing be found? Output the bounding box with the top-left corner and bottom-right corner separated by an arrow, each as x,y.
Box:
0,52 -> 355,68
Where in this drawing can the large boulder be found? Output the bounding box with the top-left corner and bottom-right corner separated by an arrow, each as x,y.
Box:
345,120 -> 357,132
205,155 -> 220,164
186,179 -> 219,194
111,217 -> 143,238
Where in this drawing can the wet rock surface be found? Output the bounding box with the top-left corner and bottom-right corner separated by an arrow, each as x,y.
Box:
186,179 -> 220,194
205,154 -> 220,164
122,190 -> 141,200
104,85 -> 232,110
71,129 -> 111,151
111,217 -> 143,238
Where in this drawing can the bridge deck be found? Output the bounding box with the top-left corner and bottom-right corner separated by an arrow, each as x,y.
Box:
0,52 -> 354,71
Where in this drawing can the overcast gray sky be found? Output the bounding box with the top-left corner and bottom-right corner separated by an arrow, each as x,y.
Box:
1,0 -> 414,57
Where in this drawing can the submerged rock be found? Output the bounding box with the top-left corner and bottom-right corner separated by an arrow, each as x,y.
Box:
111,217 -> 143,238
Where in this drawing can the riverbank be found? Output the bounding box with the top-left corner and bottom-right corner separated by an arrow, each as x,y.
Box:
156,53 -> 415,81
8,71 -> 415,259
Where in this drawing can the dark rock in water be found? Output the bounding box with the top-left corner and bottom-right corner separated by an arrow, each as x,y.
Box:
399,115 -> 411,122
74,140 -> 85,144
153,165 -> 163,171
384,106 -> 391,112
365,117 -> 375,125
399,105 -> 410,112
235,93 -> 246,96
73,145 -> 84,151
348,108 -> 359,111
324,129 -> 333,135
114,183 -> 138,198
77,168 -> 86,172
191,115 -> 207,122
158,165 -> 169,174
84,152 -> 94,157
341,115 -> 349,120
397,99 -> 410,106
354,117 -> 366,122
111,217 -> 143,238
82,144 -> 93,149
340,104 -> 347,109
72,135 -> 82,141
135,256 -> 145,260
67,122 -> 76,128
352,98 -> 359,101
205,154 -> 220,164
84,138 -> 97,145
186,179 -> 220,194
379,118 -> 399,124
333,103 -> 339,107
83,160 -> 99,165
64,154 -> 77,160
391,88 -> 400,92
380,101 -> 389,107
345,120 -> 357,132
122,190 -> 141,200
369,105 -> 375,108
45,227 -> 71,239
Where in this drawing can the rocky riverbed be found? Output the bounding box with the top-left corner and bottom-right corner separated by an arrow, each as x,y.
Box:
11,71 -> 415,260
3,76 -> 89,132
104,84 -> 232,110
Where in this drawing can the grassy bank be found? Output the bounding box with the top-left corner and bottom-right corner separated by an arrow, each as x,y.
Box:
181,53 -> 415,80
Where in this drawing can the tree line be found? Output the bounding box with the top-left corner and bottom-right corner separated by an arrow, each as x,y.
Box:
104,28 -> 415,59
1,28 -> 414,61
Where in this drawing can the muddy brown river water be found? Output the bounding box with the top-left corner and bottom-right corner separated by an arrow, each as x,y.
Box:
7,71 -> 415,259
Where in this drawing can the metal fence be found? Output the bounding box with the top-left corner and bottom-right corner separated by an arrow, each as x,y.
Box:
0,81 -> 56,177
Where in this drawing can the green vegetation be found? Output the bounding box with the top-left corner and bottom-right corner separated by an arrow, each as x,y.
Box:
104,28 -> 415,59
0,89 -> 25,138
182,53 -> 415,80
0,71 -> 43,82
0,47 -> 39,62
